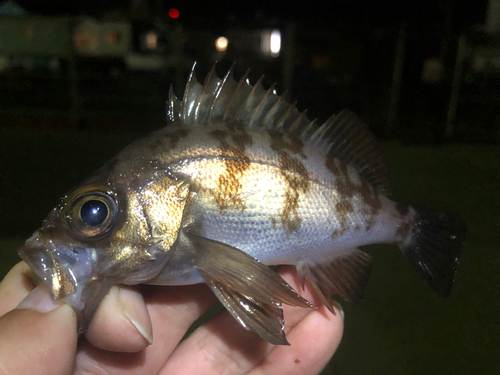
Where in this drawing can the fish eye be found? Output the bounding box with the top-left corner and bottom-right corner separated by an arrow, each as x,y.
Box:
81,200 -> 108,226
66,190 -> 118,240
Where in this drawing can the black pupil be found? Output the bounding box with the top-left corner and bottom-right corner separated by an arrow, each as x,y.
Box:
81,200 -> 108,226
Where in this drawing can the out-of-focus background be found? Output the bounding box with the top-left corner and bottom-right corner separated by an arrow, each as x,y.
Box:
0,0 -> 499,373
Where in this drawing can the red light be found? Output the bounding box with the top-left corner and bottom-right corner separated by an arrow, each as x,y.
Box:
169,8 -> 180,19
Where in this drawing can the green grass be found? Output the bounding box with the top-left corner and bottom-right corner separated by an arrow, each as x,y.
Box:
1,129 -> 498,374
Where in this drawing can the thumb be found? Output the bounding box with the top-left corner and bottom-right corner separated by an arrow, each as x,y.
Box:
0,283 -> 78,375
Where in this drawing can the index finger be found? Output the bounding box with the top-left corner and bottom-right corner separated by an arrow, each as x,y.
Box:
0,261 -> 38,316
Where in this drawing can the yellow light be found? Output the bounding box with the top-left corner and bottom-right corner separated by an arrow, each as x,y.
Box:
106,31 -> 120,45
146,31 -> 157,50
215,36 -> 228,52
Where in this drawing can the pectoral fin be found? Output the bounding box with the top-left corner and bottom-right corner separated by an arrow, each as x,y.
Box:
206,278 -> 289,345
185,231 -> 313,345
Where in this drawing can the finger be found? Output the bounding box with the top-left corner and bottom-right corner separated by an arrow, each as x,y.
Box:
75,283 -> 218,375
160,265 -> 339,375
0,283 -> 78,375
0,261 -> 38,316
249,303 -> 343,375
85,285 -> 153,352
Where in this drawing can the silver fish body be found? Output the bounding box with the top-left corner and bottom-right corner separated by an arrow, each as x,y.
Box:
145,124 -> 404,274
18,64 -> 467,345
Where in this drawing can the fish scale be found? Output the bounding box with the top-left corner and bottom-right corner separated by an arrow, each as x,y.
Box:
17,64 -> 467,346
151,122 -> 400,265
175,155 -> 405,265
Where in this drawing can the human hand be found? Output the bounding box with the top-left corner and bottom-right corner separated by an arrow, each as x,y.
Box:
0,262 -> 343,375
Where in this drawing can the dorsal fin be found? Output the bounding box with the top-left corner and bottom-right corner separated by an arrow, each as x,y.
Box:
169,63 -> 316,134
306,109 -> 390,193
169,63 -> 390,193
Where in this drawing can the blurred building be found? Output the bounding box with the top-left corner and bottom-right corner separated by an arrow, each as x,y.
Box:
0,0 -> 496,141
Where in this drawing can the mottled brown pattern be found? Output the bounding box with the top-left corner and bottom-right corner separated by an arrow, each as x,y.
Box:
331,200 -> 354,239
325,152 -> 340,176
161,129 -> 190,150
268,130 -> 310,233
395,222 -> 411,240
395,206 -> 412,240
360,177 -> 381,231
148,139 -> 164,151
325,152 -> 382,236
209,124 -> 252,212
270,216 -> 277,228
268,129 -> 307,159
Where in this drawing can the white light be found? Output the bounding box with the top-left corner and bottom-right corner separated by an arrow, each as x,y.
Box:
215,36 -> 228,52
270,29 -> 281,57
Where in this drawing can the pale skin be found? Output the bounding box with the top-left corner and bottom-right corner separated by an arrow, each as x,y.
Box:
0,262 -> 343,375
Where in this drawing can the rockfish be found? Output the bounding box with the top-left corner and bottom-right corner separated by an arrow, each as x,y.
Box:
18,64 -> 467,344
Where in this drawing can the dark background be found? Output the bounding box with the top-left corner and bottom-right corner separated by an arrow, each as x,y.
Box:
0,0 -> 499,373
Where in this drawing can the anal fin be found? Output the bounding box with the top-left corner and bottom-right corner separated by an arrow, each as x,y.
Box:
298,249 -> 373,313
185,230 -> 313,345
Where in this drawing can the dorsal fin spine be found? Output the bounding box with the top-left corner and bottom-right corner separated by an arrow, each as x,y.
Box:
167,85 -> 178,122
249,83 -> 276,127
309,119 -> 331,148
181,63 -> 198,122
289,110 -> 307,133
207,64 -> 235,122
302,119 -> 317,138
223,69 -> 250,122
238,75 -> 264,122
275,101 -> 296,130
315,114 -> 337,149
194,65 -> 216,122
263,93 -> 285,128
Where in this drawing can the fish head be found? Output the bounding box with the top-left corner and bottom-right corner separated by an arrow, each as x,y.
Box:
18,169 -> 190,330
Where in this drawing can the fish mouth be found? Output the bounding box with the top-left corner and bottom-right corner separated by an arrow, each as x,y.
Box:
18,231 -> 97,304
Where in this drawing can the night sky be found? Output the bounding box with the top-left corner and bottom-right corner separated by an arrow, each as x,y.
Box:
10,0 -> 488,31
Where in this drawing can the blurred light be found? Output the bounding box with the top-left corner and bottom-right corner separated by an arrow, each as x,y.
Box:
261,29 -> 281,58
146,31 -> 157,50
169,8 -> 180,19
73,30 -> 97,51
106,31 -> 120,45
215,36 -> 228,52
270,29 -> 281,57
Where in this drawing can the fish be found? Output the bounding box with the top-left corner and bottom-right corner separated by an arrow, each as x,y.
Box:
18,64 -> 467,345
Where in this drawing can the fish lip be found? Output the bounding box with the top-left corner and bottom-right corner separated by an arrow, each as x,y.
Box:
18,231 -> 87,300
18,231 -> 107,331
18,233 -> 57,287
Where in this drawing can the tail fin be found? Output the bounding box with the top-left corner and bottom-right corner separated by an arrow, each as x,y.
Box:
399,206 -> 467,298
